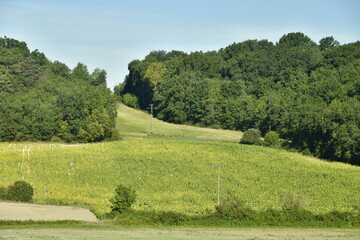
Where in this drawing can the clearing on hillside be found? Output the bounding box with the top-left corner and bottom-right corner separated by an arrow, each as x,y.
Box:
116,103 -> 242,140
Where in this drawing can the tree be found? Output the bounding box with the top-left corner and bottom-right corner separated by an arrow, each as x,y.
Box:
113,82 -> 124,98
71,62 -> 90,81
323,41 -> 360,68
0,71 -> 12,93
122,93 -> 139,109
91,68 -> 107,86
278,32 -> 316,47
319,36 -> 339,51
144,62 -> 167,87
264,131 -> 280,147
321,99 -> 360,165
309,67 -> 344,104
240,128 -> 262,145
110,184 -> 136,213
30,49 -> 47,66
7,181 -> 34,202
51,61 -> 70,78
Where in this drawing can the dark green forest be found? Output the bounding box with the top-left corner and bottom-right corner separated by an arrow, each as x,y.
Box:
116,32 -> 360,165
0,37 -> 117,142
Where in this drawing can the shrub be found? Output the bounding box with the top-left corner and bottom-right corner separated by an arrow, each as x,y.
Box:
50,135 -> 63,142
280,192 -> 308,211
15,132 -> 29,141
110,184 -> 136,213
354,206 -> 360,221
110,128 -> 121,141
323,211 -> 355,223
122,94 -> 139,109
0,186 -> 7,200
281,208 -> 315,223
264,131 -> 280,147
215,197 -> 257,221
240,128 -> 262,145
7,181 -> 34,202
156,211 -> 189,225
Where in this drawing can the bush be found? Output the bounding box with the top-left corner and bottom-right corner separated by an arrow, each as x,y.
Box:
215,197 -> 257,221
110,184 -> 136,213
6,181 -> 34,202
15,132 -> 29,141
281,208 -> 315,223
264,131 -> 280,147
280,192 -> 308,211
50,135 -> 63,142
109,204 -> 360,227
156,211 -> 189,225
122,94 -> 139,109
0,186 -> 8,200
323,211 -> 355,223
240,128 -> 262,145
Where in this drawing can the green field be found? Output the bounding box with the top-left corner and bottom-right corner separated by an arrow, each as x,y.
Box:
116,103 -> 243,140
0,139 -> 359,216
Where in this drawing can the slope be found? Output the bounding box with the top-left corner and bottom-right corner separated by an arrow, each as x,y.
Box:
0,140 -> 359,216
116,104 -> 243,140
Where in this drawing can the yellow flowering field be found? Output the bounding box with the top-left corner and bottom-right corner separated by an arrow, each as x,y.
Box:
0,139 -> 359,216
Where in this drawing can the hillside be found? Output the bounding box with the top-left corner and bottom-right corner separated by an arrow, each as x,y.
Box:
117,103 -> 242,140
116,32 -> 360,165
0,140 -> 359,216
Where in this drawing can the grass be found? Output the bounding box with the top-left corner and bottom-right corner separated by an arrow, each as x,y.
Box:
116,103 -> 243,140
0,139 -> 359,217
1,225 -> 360,240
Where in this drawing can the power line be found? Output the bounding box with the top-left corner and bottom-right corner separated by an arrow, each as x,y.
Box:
149,104 -> 154,135
209,163 -> 229,206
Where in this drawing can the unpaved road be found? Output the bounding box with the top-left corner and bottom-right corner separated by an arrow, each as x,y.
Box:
1,228 -> 360,240
0,202 -> 98,222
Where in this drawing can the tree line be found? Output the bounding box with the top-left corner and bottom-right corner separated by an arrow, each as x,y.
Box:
0,36 -> 117,142
116,32 -> 360,165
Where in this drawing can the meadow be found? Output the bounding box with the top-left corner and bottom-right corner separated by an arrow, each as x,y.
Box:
116,103 -> 243,140
0,139 -> 359,216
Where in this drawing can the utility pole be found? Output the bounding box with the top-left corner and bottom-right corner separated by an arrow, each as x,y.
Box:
209,163 -> 228,206
149,104 -> 154,135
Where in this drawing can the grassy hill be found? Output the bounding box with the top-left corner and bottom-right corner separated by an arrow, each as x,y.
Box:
0,104 -> 359,217
0,139 -> 359,216
116,104 -> 243,140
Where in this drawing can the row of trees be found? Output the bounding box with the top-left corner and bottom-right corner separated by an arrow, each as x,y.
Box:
0,36 -> 117,142
116,33 -> 360,165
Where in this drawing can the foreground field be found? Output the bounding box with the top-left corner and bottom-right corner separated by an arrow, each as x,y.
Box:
0,139 -> 359,216
1,227 -> 360,240
117,103 -> 243,140
0,202 -> 97,222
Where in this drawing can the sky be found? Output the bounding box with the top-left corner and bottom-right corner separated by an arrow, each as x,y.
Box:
1,0 -> 359,89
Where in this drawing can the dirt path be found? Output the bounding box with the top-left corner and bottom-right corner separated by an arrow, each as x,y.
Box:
1,228 -> 359,240
0,202 -> 98,222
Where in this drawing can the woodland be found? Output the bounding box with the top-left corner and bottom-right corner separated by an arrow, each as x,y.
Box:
0,37 -> 117,143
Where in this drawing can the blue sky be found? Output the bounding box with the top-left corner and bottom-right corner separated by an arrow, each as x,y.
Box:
1,0 -> 359,89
